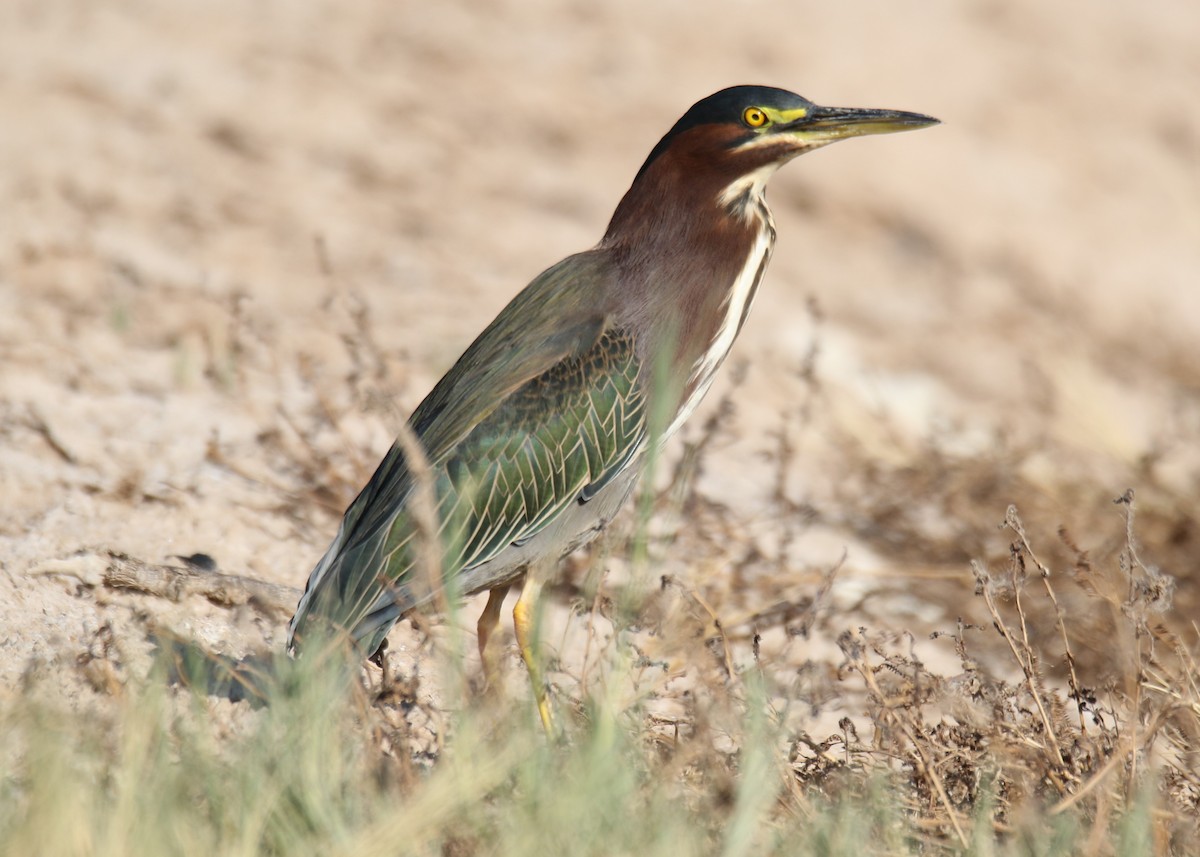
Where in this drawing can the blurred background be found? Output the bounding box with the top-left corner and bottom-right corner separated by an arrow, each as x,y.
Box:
2,0 -> 1198,699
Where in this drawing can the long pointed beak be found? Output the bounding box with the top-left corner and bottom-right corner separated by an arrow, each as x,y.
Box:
783,105 -> 940,142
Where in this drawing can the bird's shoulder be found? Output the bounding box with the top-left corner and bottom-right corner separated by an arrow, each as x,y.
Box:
410,249 -> 622,457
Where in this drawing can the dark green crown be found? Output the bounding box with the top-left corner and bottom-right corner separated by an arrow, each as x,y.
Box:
633,85 -> 813,182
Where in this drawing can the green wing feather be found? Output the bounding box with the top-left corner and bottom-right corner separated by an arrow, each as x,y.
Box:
439,326 -> 644,570
288,252 -> 646,654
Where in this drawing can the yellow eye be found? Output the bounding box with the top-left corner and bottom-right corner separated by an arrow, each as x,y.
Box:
742,107 -> 768,128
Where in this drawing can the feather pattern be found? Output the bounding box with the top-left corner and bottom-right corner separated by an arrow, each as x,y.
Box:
288,252 -> 646,654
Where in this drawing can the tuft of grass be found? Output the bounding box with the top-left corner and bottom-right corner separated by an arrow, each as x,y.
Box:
1,554 -> 1187,857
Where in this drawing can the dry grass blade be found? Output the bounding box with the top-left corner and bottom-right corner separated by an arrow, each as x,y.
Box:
387,417 -> 446,616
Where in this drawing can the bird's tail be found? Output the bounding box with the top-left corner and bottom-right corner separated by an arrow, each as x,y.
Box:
287,514 -> 421,659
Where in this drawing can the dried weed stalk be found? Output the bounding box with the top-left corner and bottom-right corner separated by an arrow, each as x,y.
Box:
811,491 -> 1197,849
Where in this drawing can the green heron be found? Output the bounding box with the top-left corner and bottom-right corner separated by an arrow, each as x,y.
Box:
288,85 -> 937,730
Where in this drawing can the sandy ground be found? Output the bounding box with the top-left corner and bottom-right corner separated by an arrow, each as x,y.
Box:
2,0 -> 1198,726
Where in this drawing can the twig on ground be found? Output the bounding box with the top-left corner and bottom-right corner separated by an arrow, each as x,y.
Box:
35,551 -> 301,616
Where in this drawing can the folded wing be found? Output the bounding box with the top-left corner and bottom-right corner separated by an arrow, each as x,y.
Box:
288,253 -> 646,656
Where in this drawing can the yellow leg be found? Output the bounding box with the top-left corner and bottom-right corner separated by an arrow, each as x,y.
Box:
476,584 -> 511,689
512,574 -> 556,736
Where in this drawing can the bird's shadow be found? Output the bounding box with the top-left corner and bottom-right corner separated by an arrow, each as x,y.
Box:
151,630 -> 282,708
